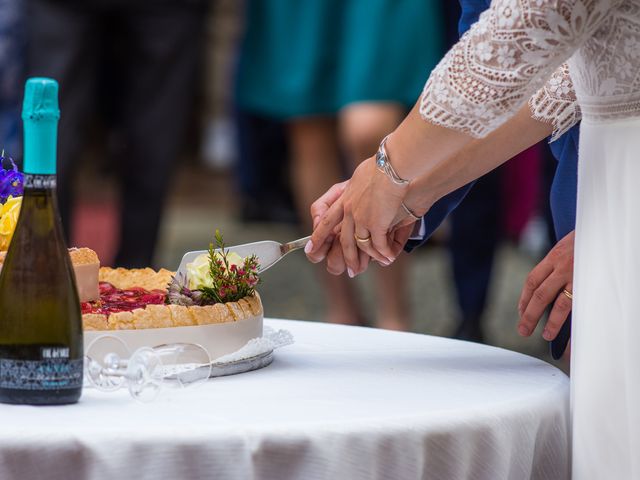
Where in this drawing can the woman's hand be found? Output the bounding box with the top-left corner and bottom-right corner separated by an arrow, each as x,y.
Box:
305,102 -> 491,274
517,230 -> 575,341
304,180 -> 371,275
306,157 -> 415,275
339,157 -> 413,272
304,181 -> 348,264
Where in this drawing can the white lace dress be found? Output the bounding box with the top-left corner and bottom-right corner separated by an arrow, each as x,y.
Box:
419,1 -> 640,478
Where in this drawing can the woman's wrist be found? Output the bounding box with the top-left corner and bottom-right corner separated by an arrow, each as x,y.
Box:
374,134 -> 439,221
403,183 -> 435,218
371,139 -> 411,202
385,102 -> 473,182
375,135 -> 411,187
400,167 -> 444,219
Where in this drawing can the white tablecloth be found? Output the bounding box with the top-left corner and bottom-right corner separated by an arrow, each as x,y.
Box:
0,319 -> 569,480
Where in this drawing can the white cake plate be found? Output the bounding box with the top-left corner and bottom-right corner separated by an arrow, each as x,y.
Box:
84,325 -> 292,386
206,326 -> 293,377
208,349 -> 274,377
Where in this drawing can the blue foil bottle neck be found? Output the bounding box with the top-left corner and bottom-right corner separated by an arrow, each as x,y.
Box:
21,78 -> 60,175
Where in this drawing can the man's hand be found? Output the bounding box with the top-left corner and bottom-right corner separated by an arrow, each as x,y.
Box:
304,181 -> 348,264
518,230 -> 575,341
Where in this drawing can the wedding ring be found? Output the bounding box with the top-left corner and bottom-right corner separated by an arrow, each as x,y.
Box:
354,233 -> 372,243
401,202 -> 420,221
562,289 -> 573,300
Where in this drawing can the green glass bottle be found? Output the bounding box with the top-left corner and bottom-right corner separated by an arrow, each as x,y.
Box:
0,78 -> 83,405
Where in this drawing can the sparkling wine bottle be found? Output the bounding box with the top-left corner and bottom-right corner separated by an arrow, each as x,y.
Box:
0,78 -> 83,405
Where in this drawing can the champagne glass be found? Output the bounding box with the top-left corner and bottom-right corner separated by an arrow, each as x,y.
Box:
84,335 -> 130,392
85,336 -> 212,402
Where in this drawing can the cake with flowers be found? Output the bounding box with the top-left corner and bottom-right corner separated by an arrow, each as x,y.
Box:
0,247 -> 263,361
0,154 -> 264,359
82,231 -> 263,359
0,239 -> 264,359
0,155 -> 262,358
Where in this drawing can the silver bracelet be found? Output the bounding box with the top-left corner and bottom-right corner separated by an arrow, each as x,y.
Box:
401,202 -> 421,221
375,135 -> 410,187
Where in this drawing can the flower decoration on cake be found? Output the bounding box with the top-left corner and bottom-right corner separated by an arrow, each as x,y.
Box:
0,152 -> 24,251
168,230 -> 261,306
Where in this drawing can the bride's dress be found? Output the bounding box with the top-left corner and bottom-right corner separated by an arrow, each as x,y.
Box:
419,1 -> 640,478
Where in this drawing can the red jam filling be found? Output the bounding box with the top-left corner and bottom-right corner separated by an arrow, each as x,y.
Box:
81,282 -> 166,315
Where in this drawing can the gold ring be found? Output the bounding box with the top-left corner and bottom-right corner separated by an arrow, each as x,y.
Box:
562,289 -> 573,300
354,233 -> 371,243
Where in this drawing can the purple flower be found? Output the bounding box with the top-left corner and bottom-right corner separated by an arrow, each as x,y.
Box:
167,273 -> 203,306
0,154 -> 23,204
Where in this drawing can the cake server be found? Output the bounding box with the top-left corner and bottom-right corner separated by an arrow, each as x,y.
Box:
176,235 -> 311,278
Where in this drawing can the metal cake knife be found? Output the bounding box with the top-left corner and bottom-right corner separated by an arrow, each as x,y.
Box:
176,235 -> 311,279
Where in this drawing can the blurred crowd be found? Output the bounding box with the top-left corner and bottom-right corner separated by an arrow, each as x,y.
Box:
0,0 -> 557,342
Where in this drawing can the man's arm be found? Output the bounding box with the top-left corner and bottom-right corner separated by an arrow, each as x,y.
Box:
404,183 -> 474,252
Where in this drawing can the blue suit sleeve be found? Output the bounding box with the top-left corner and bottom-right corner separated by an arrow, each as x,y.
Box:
458,0 -> 491,35
404,182 -> 475,252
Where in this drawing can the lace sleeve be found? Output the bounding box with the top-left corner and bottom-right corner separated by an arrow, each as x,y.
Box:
420,0 -> 616,138
529,63 -> 581,141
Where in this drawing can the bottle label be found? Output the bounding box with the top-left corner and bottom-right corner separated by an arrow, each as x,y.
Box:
0,347 -> 82,390
23,174 -> 56,190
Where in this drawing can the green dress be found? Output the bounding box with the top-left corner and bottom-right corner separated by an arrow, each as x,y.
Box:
236,0 -> 444,118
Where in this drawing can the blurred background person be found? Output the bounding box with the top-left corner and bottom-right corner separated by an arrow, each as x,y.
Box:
0,0 -> 23,158
233,112 -> 295,224
25,0 -> 208,268
235,0 -> 443,329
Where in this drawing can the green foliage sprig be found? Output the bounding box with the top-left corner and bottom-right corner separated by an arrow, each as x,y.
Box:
198,230 -> 261,304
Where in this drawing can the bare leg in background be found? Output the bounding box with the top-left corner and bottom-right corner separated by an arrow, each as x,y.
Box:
339,103 -> 410,331
288,117 -> 364,325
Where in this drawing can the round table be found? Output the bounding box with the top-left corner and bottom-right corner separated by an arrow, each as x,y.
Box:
0,319 -> 570,480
